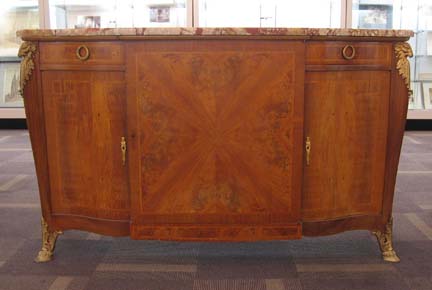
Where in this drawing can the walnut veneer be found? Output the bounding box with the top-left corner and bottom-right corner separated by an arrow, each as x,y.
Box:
18,28 -> 413,263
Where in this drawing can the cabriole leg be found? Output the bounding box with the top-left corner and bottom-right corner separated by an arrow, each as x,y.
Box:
34,217 -> 62,263
373,217 -> 400,263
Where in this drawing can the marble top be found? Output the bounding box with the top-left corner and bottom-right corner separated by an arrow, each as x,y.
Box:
17,27 -> 414,40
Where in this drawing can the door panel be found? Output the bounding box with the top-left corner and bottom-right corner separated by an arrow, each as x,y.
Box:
303,71 -> 389,221
42,71 -> 129,220
128,41 -> 304,240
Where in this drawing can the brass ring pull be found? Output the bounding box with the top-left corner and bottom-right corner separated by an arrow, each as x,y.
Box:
76,45 -> 90,61
342,45 -> 356,60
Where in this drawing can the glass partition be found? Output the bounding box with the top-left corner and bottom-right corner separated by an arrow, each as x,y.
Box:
49,0 -> 188,29
198,0 -> 341,28
0,0 -> 429,117
353,0 -> 432,110
0,0 -> 39,108
413,1 -> 432,111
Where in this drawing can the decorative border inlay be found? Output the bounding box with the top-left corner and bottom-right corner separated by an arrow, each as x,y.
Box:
131,224 -> 301,241
18,41 -> 37,96
395,42 -> 413,96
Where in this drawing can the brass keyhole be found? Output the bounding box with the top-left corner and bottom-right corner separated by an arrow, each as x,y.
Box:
121,137 -> 127,166
305,137 -> 311,166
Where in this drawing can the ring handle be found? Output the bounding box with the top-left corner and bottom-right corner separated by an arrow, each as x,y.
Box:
342,45 -> 356,60
76,45 -> 90,61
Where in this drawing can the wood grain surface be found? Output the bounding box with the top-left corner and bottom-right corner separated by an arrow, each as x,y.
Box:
40,42 -> 124,66
306,41 -> 392,66
42,71 -> 130,221
21,38 -> 410,242
302,70 -> 390,221
128,40 -> 304,240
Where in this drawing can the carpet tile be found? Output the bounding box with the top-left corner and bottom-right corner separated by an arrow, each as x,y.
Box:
0,130 -> 431,290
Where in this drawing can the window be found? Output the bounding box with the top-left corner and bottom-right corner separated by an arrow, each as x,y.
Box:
49,0 -> 188,29
1,0 -> 430,118
0,0 -> 39,108
198,0 -> 341,28
352,0 -> 432,111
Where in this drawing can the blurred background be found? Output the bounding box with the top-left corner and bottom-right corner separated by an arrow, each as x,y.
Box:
1,0 -> 431,121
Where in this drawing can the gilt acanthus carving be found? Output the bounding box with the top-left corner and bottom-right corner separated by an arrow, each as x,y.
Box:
18,41 -> 37,96
395,42 -> 413,96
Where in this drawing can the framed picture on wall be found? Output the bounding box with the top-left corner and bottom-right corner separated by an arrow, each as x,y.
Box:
1,63 -> 22,107
150,6 -> 170,23
422,82 -> 432,109
75,16 -> 101,28
358,4 -> 393,29
427,32 -> 432,56
0,8 -> 39,57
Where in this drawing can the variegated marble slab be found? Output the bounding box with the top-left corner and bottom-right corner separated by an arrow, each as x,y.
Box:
17,27 -> 413,40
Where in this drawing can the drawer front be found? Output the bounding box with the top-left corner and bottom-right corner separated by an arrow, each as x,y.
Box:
306,41 -> 392,67
40,42 -> 124,65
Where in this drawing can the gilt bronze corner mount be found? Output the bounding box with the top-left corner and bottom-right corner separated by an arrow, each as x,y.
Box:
395,42 -> 414,96
373,217 -> 400,263
18,41 -> 37,96
34,217 -> 62,263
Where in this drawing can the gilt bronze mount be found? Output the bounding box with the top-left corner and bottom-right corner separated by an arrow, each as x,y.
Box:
373,217 -> 400,263
35,217 -> 62,263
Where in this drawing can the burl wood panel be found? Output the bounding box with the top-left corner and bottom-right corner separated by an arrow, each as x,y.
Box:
306,42 -> 392,67
303,71 -> 390,221
128,41 -> 304,241
42,71 -> 130,221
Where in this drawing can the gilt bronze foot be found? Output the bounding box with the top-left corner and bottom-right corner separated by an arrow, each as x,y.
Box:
373,217 -> 400,263
34,217 -> 62,263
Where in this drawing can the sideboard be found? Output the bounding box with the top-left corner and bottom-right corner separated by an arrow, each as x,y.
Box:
17,27 -> 413,263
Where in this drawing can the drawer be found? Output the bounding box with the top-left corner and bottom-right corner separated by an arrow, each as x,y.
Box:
40,42 -> 124,66
306,41 -> 392,67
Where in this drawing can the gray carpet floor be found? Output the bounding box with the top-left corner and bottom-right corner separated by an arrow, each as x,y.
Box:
0,130 -> 431,290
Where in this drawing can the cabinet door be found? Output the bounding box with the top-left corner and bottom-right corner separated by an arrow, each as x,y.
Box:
303,71 -> 390,221
42,71 -> 129,221
128,41 -> 305,241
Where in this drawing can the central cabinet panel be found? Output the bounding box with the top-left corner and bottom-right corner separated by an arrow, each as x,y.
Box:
127,41 -> 305,241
